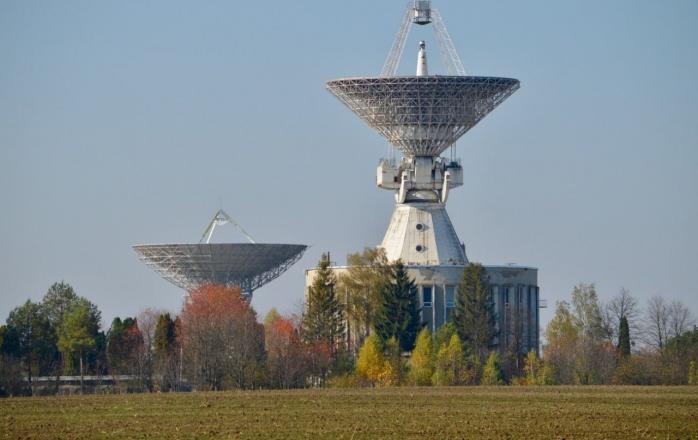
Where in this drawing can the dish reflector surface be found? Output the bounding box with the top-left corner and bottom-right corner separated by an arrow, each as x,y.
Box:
326,76 -> 519,157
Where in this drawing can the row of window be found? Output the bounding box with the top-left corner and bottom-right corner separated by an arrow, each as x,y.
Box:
421,285 -> 538,309
421,286 -> 456,308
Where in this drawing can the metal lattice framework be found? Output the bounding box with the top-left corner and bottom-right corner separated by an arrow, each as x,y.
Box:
326,76 -> 519,157
133,243 -> 307,294
431,9 -> 466,76
380,2 -> 466,77
381,6 -> 413,77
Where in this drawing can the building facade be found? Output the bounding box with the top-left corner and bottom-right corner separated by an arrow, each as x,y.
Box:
306,263 -> 540,355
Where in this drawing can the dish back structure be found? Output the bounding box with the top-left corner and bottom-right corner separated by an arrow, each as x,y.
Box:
326,76 -> 519,157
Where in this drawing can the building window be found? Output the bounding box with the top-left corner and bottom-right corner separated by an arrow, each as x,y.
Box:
422,286 -> 432,307
445,286 -> 455,308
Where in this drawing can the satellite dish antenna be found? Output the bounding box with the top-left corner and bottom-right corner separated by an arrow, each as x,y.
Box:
325,0 -> 519,265
133,209 -> 307,300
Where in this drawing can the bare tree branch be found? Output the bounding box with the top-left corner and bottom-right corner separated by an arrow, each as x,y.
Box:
667,301 -> 695,339
643,296 -> 669,349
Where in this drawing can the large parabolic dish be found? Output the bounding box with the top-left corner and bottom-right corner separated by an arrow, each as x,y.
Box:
133,243 -> 307,294
326,76 -> 519,157
133,210 -> 307,297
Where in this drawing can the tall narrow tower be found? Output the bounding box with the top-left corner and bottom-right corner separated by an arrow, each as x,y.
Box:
315,0 -> 541,354
326,1 -> 519,267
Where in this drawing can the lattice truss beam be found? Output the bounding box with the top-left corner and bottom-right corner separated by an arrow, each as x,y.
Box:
327,76 -> 519,157
381,3 -> 466,77
133,244 -> 307,294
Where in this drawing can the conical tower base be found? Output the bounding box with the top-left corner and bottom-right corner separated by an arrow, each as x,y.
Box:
380,202 -> 467,265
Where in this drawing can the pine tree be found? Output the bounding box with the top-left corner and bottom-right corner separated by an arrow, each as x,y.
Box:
41,282 -> 78,328
374,260 -> 420,352
618,316 -> 631,358
302,254 -> 345,358
154,313 -> 176,358
409,328 -> 434,386
453,263 -> 497,363
356,334 -> 385,386
482,352 -> 504,385
6,301 -> 56,390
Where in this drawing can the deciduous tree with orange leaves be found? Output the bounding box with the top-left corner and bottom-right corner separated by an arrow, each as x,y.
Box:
179,285 -> 264,390
264,311 -> 307,389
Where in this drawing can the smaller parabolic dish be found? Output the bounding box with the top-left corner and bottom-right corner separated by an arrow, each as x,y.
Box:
133,243 -> 307,294
133,210 -> 307,297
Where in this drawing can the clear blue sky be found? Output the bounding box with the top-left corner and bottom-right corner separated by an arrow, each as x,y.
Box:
1,0 -> 697,331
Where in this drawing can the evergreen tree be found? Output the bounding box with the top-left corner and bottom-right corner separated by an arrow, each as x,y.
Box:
374,260 -> 420,352
154,313 -> 176,358
452,263 -> 496,362
618,316 -> 631,358
41,282 -> 78,328
153,313 -> 179,391
0,324 -> 24,396
302,254 -> 345,358
408,328 -> 434,386
107,317 -> 142,373
356,334 -> 384,386
689,360 -> 696,386
6,301 -> 56,389
482,352 -> 504,385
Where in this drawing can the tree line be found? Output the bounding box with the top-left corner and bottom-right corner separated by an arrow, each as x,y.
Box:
302,250 -> 698,387
1,252 -> 696,396
543,284 -> 697,385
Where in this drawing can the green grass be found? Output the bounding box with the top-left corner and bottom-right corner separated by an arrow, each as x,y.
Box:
2,386 -> 697,439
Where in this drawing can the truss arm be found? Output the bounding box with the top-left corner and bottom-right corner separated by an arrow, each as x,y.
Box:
200,209 -> 256,244
380,6 -> 413,77
431,9 -> 466,76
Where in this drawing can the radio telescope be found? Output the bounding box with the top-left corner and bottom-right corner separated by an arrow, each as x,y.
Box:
317,0 -> 541,354
326,0 -> 519,265
133,210 -> 307,299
